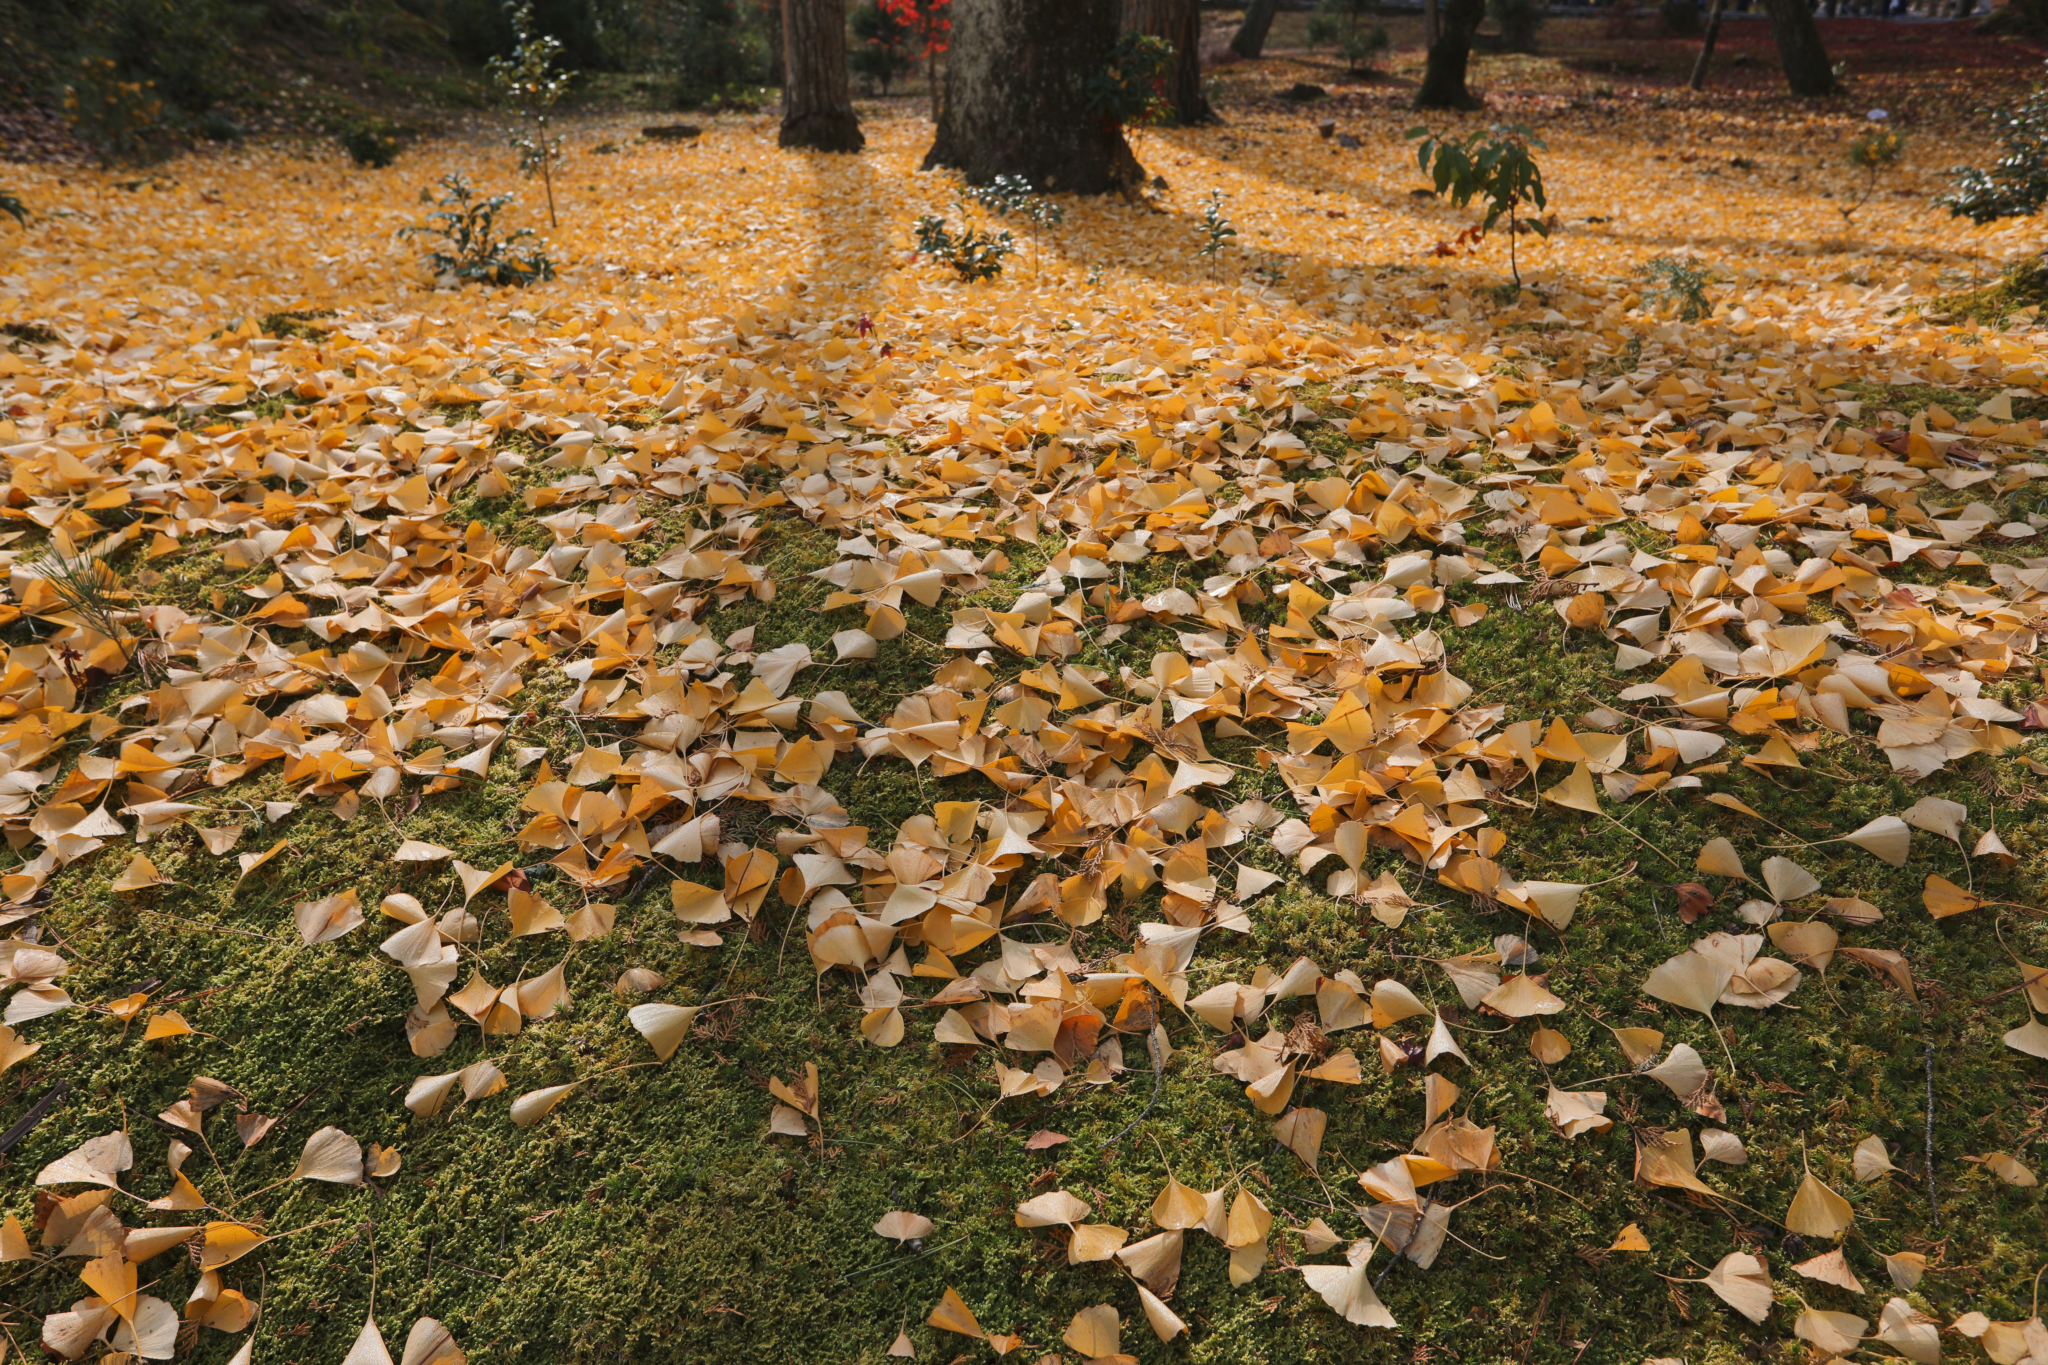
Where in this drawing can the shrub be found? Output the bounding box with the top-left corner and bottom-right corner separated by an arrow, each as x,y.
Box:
1315,0 -> 1388,70
913,215 -> 1013,282
1490,0 -> 1547,51
401,174 -> 555,287
850,0 -> 914,94
1942,65 -> 2048,224
1086,32 -> 1173,130
340,117 -> 403,168
63,58 -> 171,165
1341,26 -> 1391,72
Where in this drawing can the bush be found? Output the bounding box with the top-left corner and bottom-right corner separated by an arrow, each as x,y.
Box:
913,215 -> 1013,282
340,117 -> 404,167
850,0 -> 913,93
1489,0 -> 1546,51
1942,65 -> 2048,224
656,0 -> 771,108
39,0 -> 246,162
1340,26 -> 1390,71
401,174 -> 555,287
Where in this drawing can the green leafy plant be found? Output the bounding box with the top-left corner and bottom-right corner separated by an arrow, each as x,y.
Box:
0,192 -> 25,227
1842,114 -> 1907,223
487,2 -> 573,228
401,174 -> 555,287
912,215 -> 1014,282
1196,189 -> 1238,280
850,0 -> 914,95
1942,65 -> 2048,224
1307,0 -> 1389,69
964,175 -> 1065,276
339,117 -> 403,169
1636,255 -> 1717,322
1407,122 -> 1550,285
1086,32 -> 1173,129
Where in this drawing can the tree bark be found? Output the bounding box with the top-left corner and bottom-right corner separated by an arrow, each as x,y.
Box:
1424,0 -> 1442,49
1123,0 -> 1216,124
921,0 -> 1143,194
1230,0 -> 1281,58
1414,0 -> 1486,108
779,0 -> 865,151
1761,0 -> 1836,95
1689,0 -> 1728,87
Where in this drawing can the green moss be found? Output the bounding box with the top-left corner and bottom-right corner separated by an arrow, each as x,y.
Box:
2,469 -> 2045,1365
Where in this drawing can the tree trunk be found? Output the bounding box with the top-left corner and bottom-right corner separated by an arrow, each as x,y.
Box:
1689,0 -> 1728,87
779,0 -> 865,151
921,0 -> 1143,194
1424,0 -> 1442,49
1230,0 -> 1281,58
1414,0 -> 1486,108
1123,0 -> 1216,124
1761,0 -> 1835,95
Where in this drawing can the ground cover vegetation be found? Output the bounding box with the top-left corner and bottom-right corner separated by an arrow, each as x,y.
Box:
1,4 -> 2048,1365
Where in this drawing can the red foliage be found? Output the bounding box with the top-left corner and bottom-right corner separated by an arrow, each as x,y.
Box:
880,0 -> 950,58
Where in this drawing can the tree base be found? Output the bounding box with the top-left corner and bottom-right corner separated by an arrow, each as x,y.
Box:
779,112 -> 866,153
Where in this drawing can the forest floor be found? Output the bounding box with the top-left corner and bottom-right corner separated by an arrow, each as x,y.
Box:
1,25 -> 2048,1365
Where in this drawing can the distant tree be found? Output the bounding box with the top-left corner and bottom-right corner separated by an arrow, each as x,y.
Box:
1762,0 -> 1835,95
1122,0 -> 1214,125
1230,0 -> 1281,57
780,0 -> 864,149
921,0 -> 1143,195
1414,0 -> 1485,108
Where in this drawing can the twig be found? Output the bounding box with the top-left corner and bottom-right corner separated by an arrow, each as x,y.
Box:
836,1233 -> 971,1286
0,1081 -> 68,1155
1924,1042 -> 1941,1226
1099,1024 -> 1166,1151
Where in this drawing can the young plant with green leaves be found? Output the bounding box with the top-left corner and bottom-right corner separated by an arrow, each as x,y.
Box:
1636,255 -> 1717,322
912,215 -> 1014,282
487,3 -> 573,228
1408,122 -> 1550,285
1196,189 -> 1237,281
401,174 -> 555,287
964,175 -> 1065,276
0,191 -> 25,226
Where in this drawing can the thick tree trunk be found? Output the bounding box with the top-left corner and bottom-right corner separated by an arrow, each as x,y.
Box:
921,0 -> 1143,194
780,0 -> 865,151
1123,0 -> 1216,125
1689,0 -> 1728,87
1414,0 -> 1486,108
1230,0 -> 1281,58
1761,0 -> 1836,95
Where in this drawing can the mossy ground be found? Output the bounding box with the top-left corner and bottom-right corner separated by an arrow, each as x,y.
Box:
3,412 -> 2047,1365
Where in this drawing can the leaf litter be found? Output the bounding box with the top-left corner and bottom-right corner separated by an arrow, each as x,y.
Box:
0,73 -> 2043,1365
